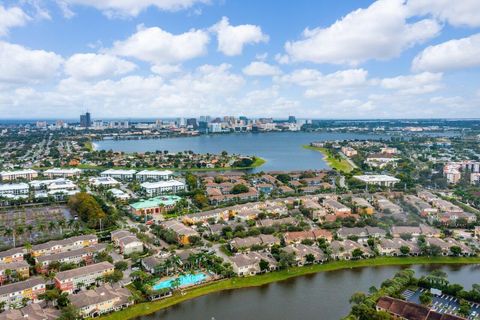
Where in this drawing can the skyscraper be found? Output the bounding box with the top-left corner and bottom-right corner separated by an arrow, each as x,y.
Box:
80,112 -> 91,128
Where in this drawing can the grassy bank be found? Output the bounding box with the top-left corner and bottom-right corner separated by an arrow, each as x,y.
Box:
35,157 -> 266,173
99,256 -> 480,320
303,145 -> 353,173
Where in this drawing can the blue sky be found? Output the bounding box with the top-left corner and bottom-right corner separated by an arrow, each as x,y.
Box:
1,0 -> 480,119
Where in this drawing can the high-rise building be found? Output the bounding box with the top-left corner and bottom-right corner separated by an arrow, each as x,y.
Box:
80,112 -> 91,128
288,116 -> 297,123
186,118 -> 198,129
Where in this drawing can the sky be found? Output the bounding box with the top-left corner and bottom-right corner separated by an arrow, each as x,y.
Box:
1,0 -> 480,120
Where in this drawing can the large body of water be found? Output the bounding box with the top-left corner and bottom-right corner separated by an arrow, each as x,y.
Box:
94,132 -> 389,172
137,264 -> 480,320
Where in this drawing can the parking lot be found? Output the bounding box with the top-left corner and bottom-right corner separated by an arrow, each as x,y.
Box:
403,288 -> 480,320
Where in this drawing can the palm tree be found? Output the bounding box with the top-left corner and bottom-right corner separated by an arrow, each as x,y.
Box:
15,225 -> 25,245
48,221 -> 57,233
58,219 -> 66,236
26,225 -> 34,242
3,228 -> 13,247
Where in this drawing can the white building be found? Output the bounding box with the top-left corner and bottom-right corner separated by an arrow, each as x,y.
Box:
89,176 -> 121,188
30,179 -> 79,198
141,180 -> 186,196
44,168 -> 82,179
354,175 -> 400,187
108,188 -> 130,201
101,169 -> 136,181
0,183 -> 30,198
136,170 -> 174,182
0,169 -> 38,181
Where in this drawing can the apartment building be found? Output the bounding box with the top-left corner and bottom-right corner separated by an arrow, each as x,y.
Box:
54,262 -> 115,293
0,169 -> 38,181
136,170 -> 174,182
0,260 -> 30,283
44,168 -> 82,179
0,183 -> 29,198
0,248 -> 25,264
100,169 -> 136,181
141,180 -> 186,197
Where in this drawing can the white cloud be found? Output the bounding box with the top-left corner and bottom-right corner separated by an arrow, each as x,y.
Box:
242,61 -> 281,76
0,41 -> 63,83
284,0 -> 440,65
412,34 -> 480,72
407,0 -> 480,27
151,64 -> 181,75
380,72 -> 443,94
57,0 -> 209,18
65,53 -> 136,80
280,68 -> 369,97
211,17 -> 268,56
0,5 -> 31,36
110,25 -> 209,65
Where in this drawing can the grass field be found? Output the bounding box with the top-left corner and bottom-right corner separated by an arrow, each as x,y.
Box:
99,256 -> 480,320
303,145 -> 353,173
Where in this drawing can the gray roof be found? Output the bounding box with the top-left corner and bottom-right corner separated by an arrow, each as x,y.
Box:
54,262 -> 114,281
0,277 -> 45,296
69,284 -> 131,309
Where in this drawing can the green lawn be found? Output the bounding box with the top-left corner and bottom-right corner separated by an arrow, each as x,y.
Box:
303,145 -> 353,173
99,256 -> 480,320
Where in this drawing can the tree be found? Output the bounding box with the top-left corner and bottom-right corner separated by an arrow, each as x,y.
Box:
259,259 -> 270,272
114,261 -> 129,271
305,253 -> 315,264
400,246 -> 410,255
349,292 -> 367,305
67,192 -> 106,228
59,305 -> 80,320
419,292 -> 432,305
352,248 -> 364,259
231,184 -> 249,194
449,246 -> 462,256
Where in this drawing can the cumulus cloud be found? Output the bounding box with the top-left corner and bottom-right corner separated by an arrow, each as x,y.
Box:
110,25 -> 209,65
65,53 -> 136,80
0,5 -> 31,36
412,34 -> 480,72
380,72 -> 443,94
242,61 -> 281,76
0,41 -> 63,83
57,0 -> 209,18
211,17 -> 268,56
407,0 -> 480,27
279,68 -> 369,97
284,0 -> 440,65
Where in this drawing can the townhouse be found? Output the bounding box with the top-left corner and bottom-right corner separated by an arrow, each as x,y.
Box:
391,224 -> 441,238
352,197 -> 375,214
0,260 -> 30,283
110,230 -> 143,255
160,220 -> 199,245
0,248 -> 25,264
35,243 -> 107,273
426,238 -> 473,256
0,169 -> 38,181
283,244 -> 326,266
377,238 -> 421,256
229,252 -> 277,276
0,303 -> 59,320
31,234 -> 98,257
283,229 -> 333,244
323,199 -> 352,215
54,262 -> 115,293
230,234 -> 280,252
183,208 -> 231,225
69,284 -> 133,318
330,240 -> 373,260
0,277 -> 46,309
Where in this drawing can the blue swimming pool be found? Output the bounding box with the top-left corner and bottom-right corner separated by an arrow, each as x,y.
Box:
152,273 -> 208,291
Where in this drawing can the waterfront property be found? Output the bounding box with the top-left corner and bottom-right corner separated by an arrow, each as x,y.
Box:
69,284 -> 133,318
0,303 -> 59,320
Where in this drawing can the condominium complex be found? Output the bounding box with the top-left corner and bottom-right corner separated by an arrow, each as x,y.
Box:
0,169 -> 38,181
31,234 -> 98,257
44,168 -> 82,179
100,169 -> 136,181
0,277 -> 46,309
141,180 -> 186,196
136,170 -> 174,182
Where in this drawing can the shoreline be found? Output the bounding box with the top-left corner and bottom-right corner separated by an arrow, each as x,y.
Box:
302,145 -> 353,173
99,256 -> 480,320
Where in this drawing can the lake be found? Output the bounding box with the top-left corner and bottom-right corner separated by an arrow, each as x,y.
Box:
94,132 -> 389,172
136,264 -> 480,320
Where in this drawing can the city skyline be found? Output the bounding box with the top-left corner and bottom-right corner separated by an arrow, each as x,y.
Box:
1,0 -> 480,119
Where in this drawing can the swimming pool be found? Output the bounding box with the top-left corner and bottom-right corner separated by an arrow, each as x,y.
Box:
152,273 -> 208,291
